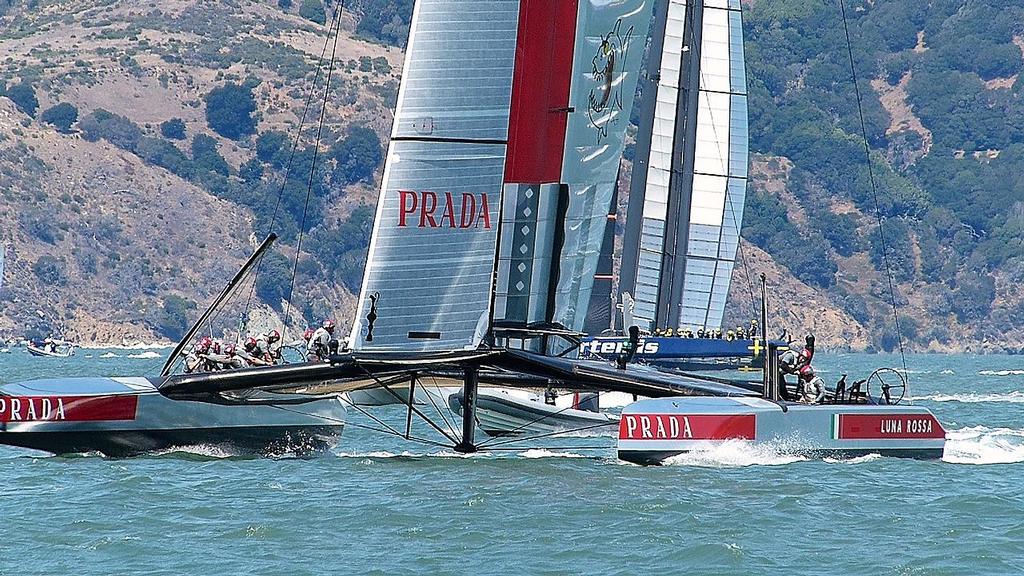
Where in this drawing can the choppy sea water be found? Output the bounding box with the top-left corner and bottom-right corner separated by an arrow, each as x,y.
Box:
1,350 -> 1022,575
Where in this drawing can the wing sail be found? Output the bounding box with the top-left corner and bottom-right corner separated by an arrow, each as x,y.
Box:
620,0 -> 748,331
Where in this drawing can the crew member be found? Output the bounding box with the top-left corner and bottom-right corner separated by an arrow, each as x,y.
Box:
241,337 -> 272,367
184,337 -> 213,373
257,329 -> 283,364
307,319 -> 336,362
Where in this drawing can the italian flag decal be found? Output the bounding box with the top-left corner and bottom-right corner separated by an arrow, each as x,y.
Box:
831,414 -> 840,440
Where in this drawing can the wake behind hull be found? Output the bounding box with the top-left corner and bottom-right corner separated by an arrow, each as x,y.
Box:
617,397 -> 946,465
0,377 -> 345,457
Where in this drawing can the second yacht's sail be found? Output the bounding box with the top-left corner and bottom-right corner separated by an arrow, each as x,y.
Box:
620,0 -> 748,331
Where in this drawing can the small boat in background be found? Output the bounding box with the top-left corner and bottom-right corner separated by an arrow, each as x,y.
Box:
26,338 -> 76,358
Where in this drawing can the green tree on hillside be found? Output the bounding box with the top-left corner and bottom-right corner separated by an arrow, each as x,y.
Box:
205,83 -> 257,141
330,126 -> 382,185
40,102 -> 78,132
191,134 -> 231,176
299,0 -> 326,24
160,118 -> 187,140
4,82 -> 38,117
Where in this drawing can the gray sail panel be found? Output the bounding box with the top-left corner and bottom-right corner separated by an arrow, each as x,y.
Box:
391,0 -> 520,141
351,0 -> 521,352
552,0 -> 654,333
493,183 -> 561,328
627,0 -> 687,331
351,141 -> 505,351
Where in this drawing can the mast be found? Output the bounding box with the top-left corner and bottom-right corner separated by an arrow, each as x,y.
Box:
619,0 -> 670,313
660,0 -> 703,327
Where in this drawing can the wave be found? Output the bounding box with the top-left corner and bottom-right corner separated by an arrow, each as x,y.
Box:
519,449 -> 590,459
824,453 -> 882,464
662,439 -> 808,468
79,342 -> 175,350
943,426 -> 1024,465
978,369 -> 1024,376
126,351 -> 162,359
911,392 -> 1024,404
98,352 -> 120,359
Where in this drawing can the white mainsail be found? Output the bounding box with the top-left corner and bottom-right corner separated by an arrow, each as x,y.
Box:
620,0 -> 748,331
352,0 -> 654,352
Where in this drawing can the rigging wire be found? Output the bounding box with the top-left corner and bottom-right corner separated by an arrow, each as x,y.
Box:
838,0 -> 909,383
282,1 -> 346,334
200,9 -> 343,344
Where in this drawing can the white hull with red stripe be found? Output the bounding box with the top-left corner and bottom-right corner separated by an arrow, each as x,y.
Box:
617,397 -> 946,465
0,376 -> 345,456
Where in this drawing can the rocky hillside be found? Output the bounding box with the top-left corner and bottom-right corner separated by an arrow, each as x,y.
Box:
0,0 -> 399,343
1,0 -> 1023,353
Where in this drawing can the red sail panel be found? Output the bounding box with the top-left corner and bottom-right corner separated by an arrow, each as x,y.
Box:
504,0 -> 579,184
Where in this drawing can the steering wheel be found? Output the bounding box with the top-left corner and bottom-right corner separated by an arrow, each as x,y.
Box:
865,367 -> 907,405
278,344 -> 308,364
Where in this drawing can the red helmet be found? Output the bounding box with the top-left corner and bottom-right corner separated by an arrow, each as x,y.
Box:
197,337 -> 213,353
303,328 -> 314,341
224,344 -> 237,356
323,319 -> 335,332
244,337 -> 258,351
267,329 -> 281,343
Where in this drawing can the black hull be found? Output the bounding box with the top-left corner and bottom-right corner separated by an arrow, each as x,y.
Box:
1,425 -> 343,457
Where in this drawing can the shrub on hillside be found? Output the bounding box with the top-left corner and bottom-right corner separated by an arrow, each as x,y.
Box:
191,134 -> 230,176
255,130 -> 289,166
32,256 -> 67,286
278,0 -> 293,9
135,137 -> 194,180
299,0 -> 326,24
156,295 -> 197,341
355,0 -> 413,47
40,102 -> 78,132
256,249 -> 293,309
160,117 -> 187,140
79,109 -> 142,151
330,126 -> 382,185
204,83 -> 257,141
4,82 -> 38,117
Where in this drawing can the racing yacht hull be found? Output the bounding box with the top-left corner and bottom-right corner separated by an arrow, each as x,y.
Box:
617,397 -> 946,465
0,377 -> 345,457
449,388 -> 619,437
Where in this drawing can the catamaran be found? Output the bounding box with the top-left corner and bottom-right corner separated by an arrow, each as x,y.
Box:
0,236 -> 348,457
159,0 -> 946,462
0,0 -> 947,461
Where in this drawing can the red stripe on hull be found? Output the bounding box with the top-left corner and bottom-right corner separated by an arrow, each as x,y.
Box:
0,396 -> 139,423
839,414 -> 945,440
619,414 -> 756,441
504,0 -> 579,184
